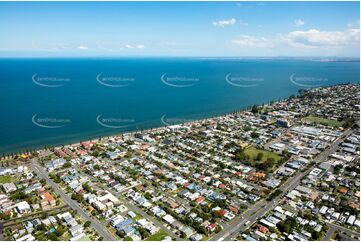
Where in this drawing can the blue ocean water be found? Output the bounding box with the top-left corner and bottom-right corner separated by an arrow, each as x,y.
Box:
0,58 -> 359,154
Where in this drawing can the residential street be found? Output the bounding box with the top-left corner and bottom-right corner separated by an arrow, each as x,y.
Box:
97,182 -> 182,241
323,225 -> 338,241
324,221 -> 360,241
30,160 -> 116,241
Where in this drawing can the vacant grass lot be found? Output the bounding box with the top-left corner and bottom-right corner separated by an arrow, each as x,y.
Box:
146,230 -> 168,241
0,175 -> 13,183
244,147 -> 282,163
303,116 -> 344,127
243,146 -> 283,172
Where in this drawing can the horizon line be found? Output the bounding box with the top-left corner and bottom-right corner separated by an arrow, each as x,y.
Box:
0,56 -> 359,59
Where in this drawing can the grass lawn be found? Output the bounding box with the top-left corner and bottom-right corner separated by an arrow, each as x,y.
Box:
134,212 -> 143,221
244,147 -> 281,163
76,235 -> 91,241
0,158 -> 15,163
146,230 -> 169,241
302,116 -> 344,127
261,107 -> 274,113
243,147 -> 282,172
202,235 -> 209,241
60,231 -> 72,241
0,175 -> 13,183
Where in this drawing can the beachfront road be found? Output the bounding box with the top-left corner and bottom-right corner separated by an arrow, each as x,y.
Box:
31,159 -> 116,241
210,129 -> 353,241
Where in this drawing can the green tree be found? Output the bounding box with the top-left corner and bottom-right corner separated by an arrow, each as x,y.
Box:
82,182 -> 92,193
84,221 -> 91,228
277,217 -> 297,234
48,233 -> 59,241
250,131 -> 259,139
256,152 -> 264,161
71,193 -> 84,203
40,178 -> 47,186
251,105 -> 259,114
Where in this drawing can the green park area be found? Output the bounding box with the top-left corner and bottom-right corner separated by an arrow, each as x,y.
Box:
302,116 -> 344,127
235,146 -> 283,172
244,147 -> 282,163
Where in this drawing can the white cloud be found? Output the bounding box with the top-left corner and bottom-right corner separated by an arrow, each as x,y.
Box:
231,27 -> 359,53
213,18 -> 236,27
281,28 -> 360,48
125,44 -> 145,49
294,19 -> 305,27
78,45 -> 88,50
232,35 -> 271,48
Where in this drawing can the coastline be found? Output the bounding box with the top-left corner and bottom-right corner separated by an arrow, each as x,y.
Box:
1,96 -> 286,158
1,82 -> 357,158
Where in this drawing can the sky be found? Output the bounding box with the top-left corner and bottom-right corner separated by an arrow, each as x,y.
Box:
0,1 -> 359,57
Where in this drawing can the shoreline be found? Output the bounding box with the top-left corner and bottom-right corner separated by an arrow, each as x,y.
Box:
1,82 -> 358,159
0,100 -> 282,158
0,101 -> 279,158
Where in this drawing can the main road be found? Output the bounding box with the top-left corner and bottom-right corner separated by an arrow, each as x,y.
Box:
31,160 -> 116,241
210,129 -> 353,241
323,221 -> 360,241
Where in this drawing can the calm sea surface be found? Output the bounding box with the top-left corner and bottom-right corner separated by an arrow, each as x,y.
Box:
0,58 -> 359,154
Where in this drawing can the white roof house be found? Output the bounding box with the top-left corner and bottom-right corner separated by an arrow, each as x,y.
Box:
162,214 -> 175,224
347,215 -> 356,226
2,183 -> 17,193
319,206 -> 328,215
16,234 -> 35,241
16,201 -> 31,214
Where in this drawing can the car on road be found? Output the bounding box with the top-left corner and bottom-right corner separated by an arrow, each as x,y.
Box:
245,221 -> 250,226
